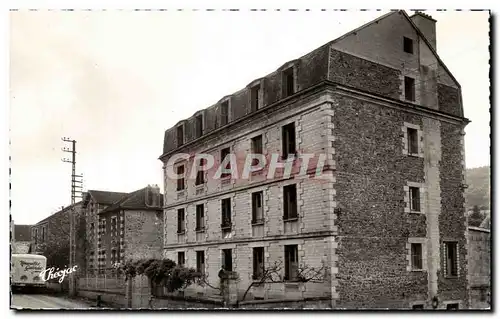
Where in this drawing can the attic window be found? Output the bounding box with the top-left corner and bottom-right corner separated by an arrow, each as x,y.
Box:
250,84 -> 261,112
282,67 -> 295,98
220,101 -> 229,126
404,37 -> 414,54
177,125 -> 184,147
195,114 -> 203,138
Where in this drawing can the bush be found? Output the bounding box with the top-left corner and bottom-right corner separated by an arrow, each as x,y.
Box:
117,258 -> 202,293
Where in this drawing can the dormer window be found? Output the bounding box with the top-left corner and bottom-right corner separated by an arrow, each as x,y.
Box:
220,101 -> 229,126
250,83 -> 261,112
403,37 -> 414,54
282,67 -> 295,98
195,113 -> 203,138
177,125 -> 184,147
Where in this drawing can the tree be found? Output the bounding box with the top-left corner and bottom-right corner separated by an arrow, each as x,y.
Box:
469,205 -> 485,227
116,258 -> 202,294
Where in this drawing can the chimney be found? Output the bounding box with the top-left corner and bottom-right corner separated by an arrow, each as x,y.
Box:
410,11 -> 437,51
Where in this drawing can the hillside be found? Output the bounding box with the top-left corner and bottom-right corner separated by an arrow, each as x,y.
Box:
465,166 -> 491,209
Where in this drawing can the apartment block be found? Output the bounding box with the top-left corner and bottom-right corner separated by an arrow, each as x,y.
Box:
159,11 -> 469,309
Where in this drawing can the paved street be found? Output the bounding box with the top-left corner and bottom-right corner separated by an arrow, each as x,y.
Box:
11,293 -> 93,310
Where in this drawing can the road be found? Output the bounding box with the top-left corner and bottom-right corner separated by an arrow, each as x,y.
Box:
11,293 -> 93,310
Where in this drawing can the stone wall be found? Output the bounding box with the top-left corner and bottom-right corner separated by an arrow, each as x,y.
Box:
468,227 -> 490,309
123,210 -> 163,261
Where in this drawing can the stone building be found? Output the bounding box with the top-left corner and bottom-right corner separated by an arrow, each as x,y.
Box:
467,226 -> 490,309
81,187 -> 163,272
97,185 -> 163,269
159,10 -> 469,309
31,202 -> 82,266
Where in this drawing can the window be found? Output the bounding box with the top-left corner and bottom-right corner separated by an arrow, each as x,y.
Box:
251,135 -> 263,166
253,247 -> 265,279
252,191 -> 264,224
284,245 -> 298,281
220,147 -> 231,178
282,123 -> 296,159
251,135 -> 263,155
196,251 -> 205,274
283,184 -> 298,220
412,304 -> 424,310
90,222 -> 95,233
196,204 -> 205,231
222,249 -> 233,271
220,101 -> 229,126
41,227 -> 45,243
407,128 -> 419,155
177,208 -> 185,234
444,242 -> 458,277
177,125 -> 184,147
411,243 -> 423,270
176,165 -> 185,191
33,229 -> 38,245
178,252 -> 185,267
403,37 -> 414,54
250,84 -> 260,111
195,114 -> 203,138
282,67 -> 295,98
111,217 -> 117,237
404,76 -> 415,102
196,159 -> 206,185
221,198 -> 232,229
409,187 -> 420,212
111,249 -> 116,264
446,303 -> 459,310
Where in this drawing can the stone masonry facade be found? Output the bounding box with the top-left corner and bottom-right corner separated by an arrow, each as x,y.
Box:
159,11 -> 469,309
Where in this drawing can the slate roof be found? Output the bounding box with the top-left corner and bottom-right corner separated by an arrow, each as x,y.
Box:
99,187 -> 163,215
160,10 -> 462,159
82,190 -> 129,208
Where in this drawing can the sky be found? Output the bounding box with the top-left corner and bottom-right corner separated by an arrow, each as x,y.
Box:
9,9 -> 490,224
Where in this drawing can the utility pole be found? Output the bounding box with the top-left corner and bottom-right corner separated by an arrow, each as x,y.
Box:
61,137 -> 83,296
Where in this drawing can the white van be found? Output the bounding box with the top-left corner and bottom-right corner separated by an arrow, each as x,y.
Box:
11,254 -> 47,289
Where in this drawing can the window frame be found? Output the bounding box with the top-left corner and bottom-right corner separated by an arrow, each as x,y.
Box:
220,100 -> 230,126
221,198 -> 232,230
251,191 -> 264,225
284,245 -> 299,281
195,113 -> 204,139
404,76 -> 416,102
176,124 -> 185,147
410,243 -> 423,270
409,186 -> 421,212
176,164 -> 185,191
282,122 -> 297,159
196,204 -> 205,231
282,67 -> 296,98
250,83 -> 261,112
177,208 -> 186,234
178,251 -> 185,267
222,249 -> 233,272
283,184 -> 298,221
252,247 -> 265,280
444,241 -> 459,278
220,147 -> 232,178
403,36 -> 414,54
196,251 -> 205,274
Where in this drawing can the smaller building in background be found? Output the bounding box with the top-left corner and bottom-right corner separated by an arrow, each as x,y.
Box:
82,185 -> 163,273
468,226 -> 491,309
98,185 -> 163,270
31,202 -> 82,266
